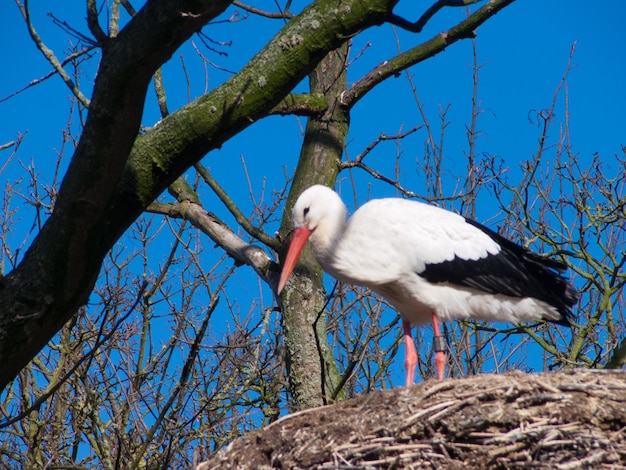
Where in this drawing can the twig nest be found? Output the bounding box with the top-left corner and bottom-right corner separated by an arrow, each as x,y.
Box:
199,369 -> 626,469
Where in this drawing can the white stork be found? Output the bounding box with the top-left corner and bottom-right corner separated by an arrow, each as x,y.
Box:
277,185 -> 577,385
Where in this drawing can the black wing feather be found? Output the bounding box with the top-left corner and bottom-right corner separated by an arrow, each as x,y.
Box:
420,218 -> 577,325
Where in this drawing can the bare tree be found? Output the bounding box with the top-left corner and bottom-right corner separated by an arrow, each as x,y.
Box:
0,0 -> 623,468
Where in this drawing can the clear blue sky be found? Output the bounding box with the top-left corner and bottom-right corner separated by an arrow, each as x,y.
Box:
1,1 -> 624,386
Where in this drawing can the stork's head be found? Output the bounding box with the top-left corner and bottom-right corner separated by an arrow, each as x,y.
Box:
277,185 -> 346,293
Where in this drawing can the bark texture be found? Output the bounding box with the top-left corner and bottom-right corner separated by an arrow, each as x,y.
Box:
279,45 -> 351,410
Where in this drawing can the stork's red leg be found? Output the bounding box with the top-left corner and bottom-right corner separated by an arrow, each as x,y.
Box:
402,320 -> 417,387
431,312 -> 446,380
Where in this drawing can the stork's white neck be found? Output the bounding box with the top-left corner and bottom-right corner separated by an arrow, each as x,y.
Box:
307,200 -> 347,276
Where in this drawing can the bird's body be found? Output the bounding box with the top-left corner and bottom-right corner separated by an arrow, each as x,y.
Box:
278,185 -> 577,384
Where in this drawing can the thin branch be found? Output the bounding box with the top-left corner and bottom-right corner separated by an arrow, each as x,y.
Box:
0,134 -> 24,177
0,141 -> 15,152
193,162 -> 279,249
47,11 -> 98,45
388,0 -> 481,33
17,0 -> 91,107
340,127 -> 423,198
232,0 -> 294,19
131,289 -> 223,470
0,281 -> 148,429
342,0 -> 516,109
147,199 -> 279,290
0,46 -> 96,104
196,30 -> 232,57
341,127 -> 422,168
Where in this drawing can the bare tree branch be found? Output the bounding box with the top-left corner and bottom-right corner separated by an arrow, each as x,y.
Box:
17,0 -> 91,107
342,0 -> 515,108
388,0 -> 482,33
148,199 -> 278,289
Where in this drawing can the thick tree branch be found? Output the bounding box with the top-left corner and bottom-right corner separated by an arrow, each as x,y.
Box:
269,93 -> 328,116
106,0 -> 395,222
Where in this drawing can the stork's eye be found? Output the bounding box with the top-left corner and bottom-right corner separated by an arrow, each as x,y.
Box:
303,207 -> 310,217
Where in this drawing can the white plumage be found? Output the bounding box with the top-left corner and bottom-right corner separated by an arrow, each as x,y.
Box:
278,185 -> 577,384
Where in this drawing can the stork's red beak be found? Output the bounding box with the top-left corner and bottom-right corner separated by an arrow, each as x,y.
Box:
277,226 -> 312,294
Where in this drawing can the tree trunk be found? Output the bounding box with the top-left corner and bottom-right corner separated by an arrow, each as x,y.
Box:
279,45 -> 350,410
